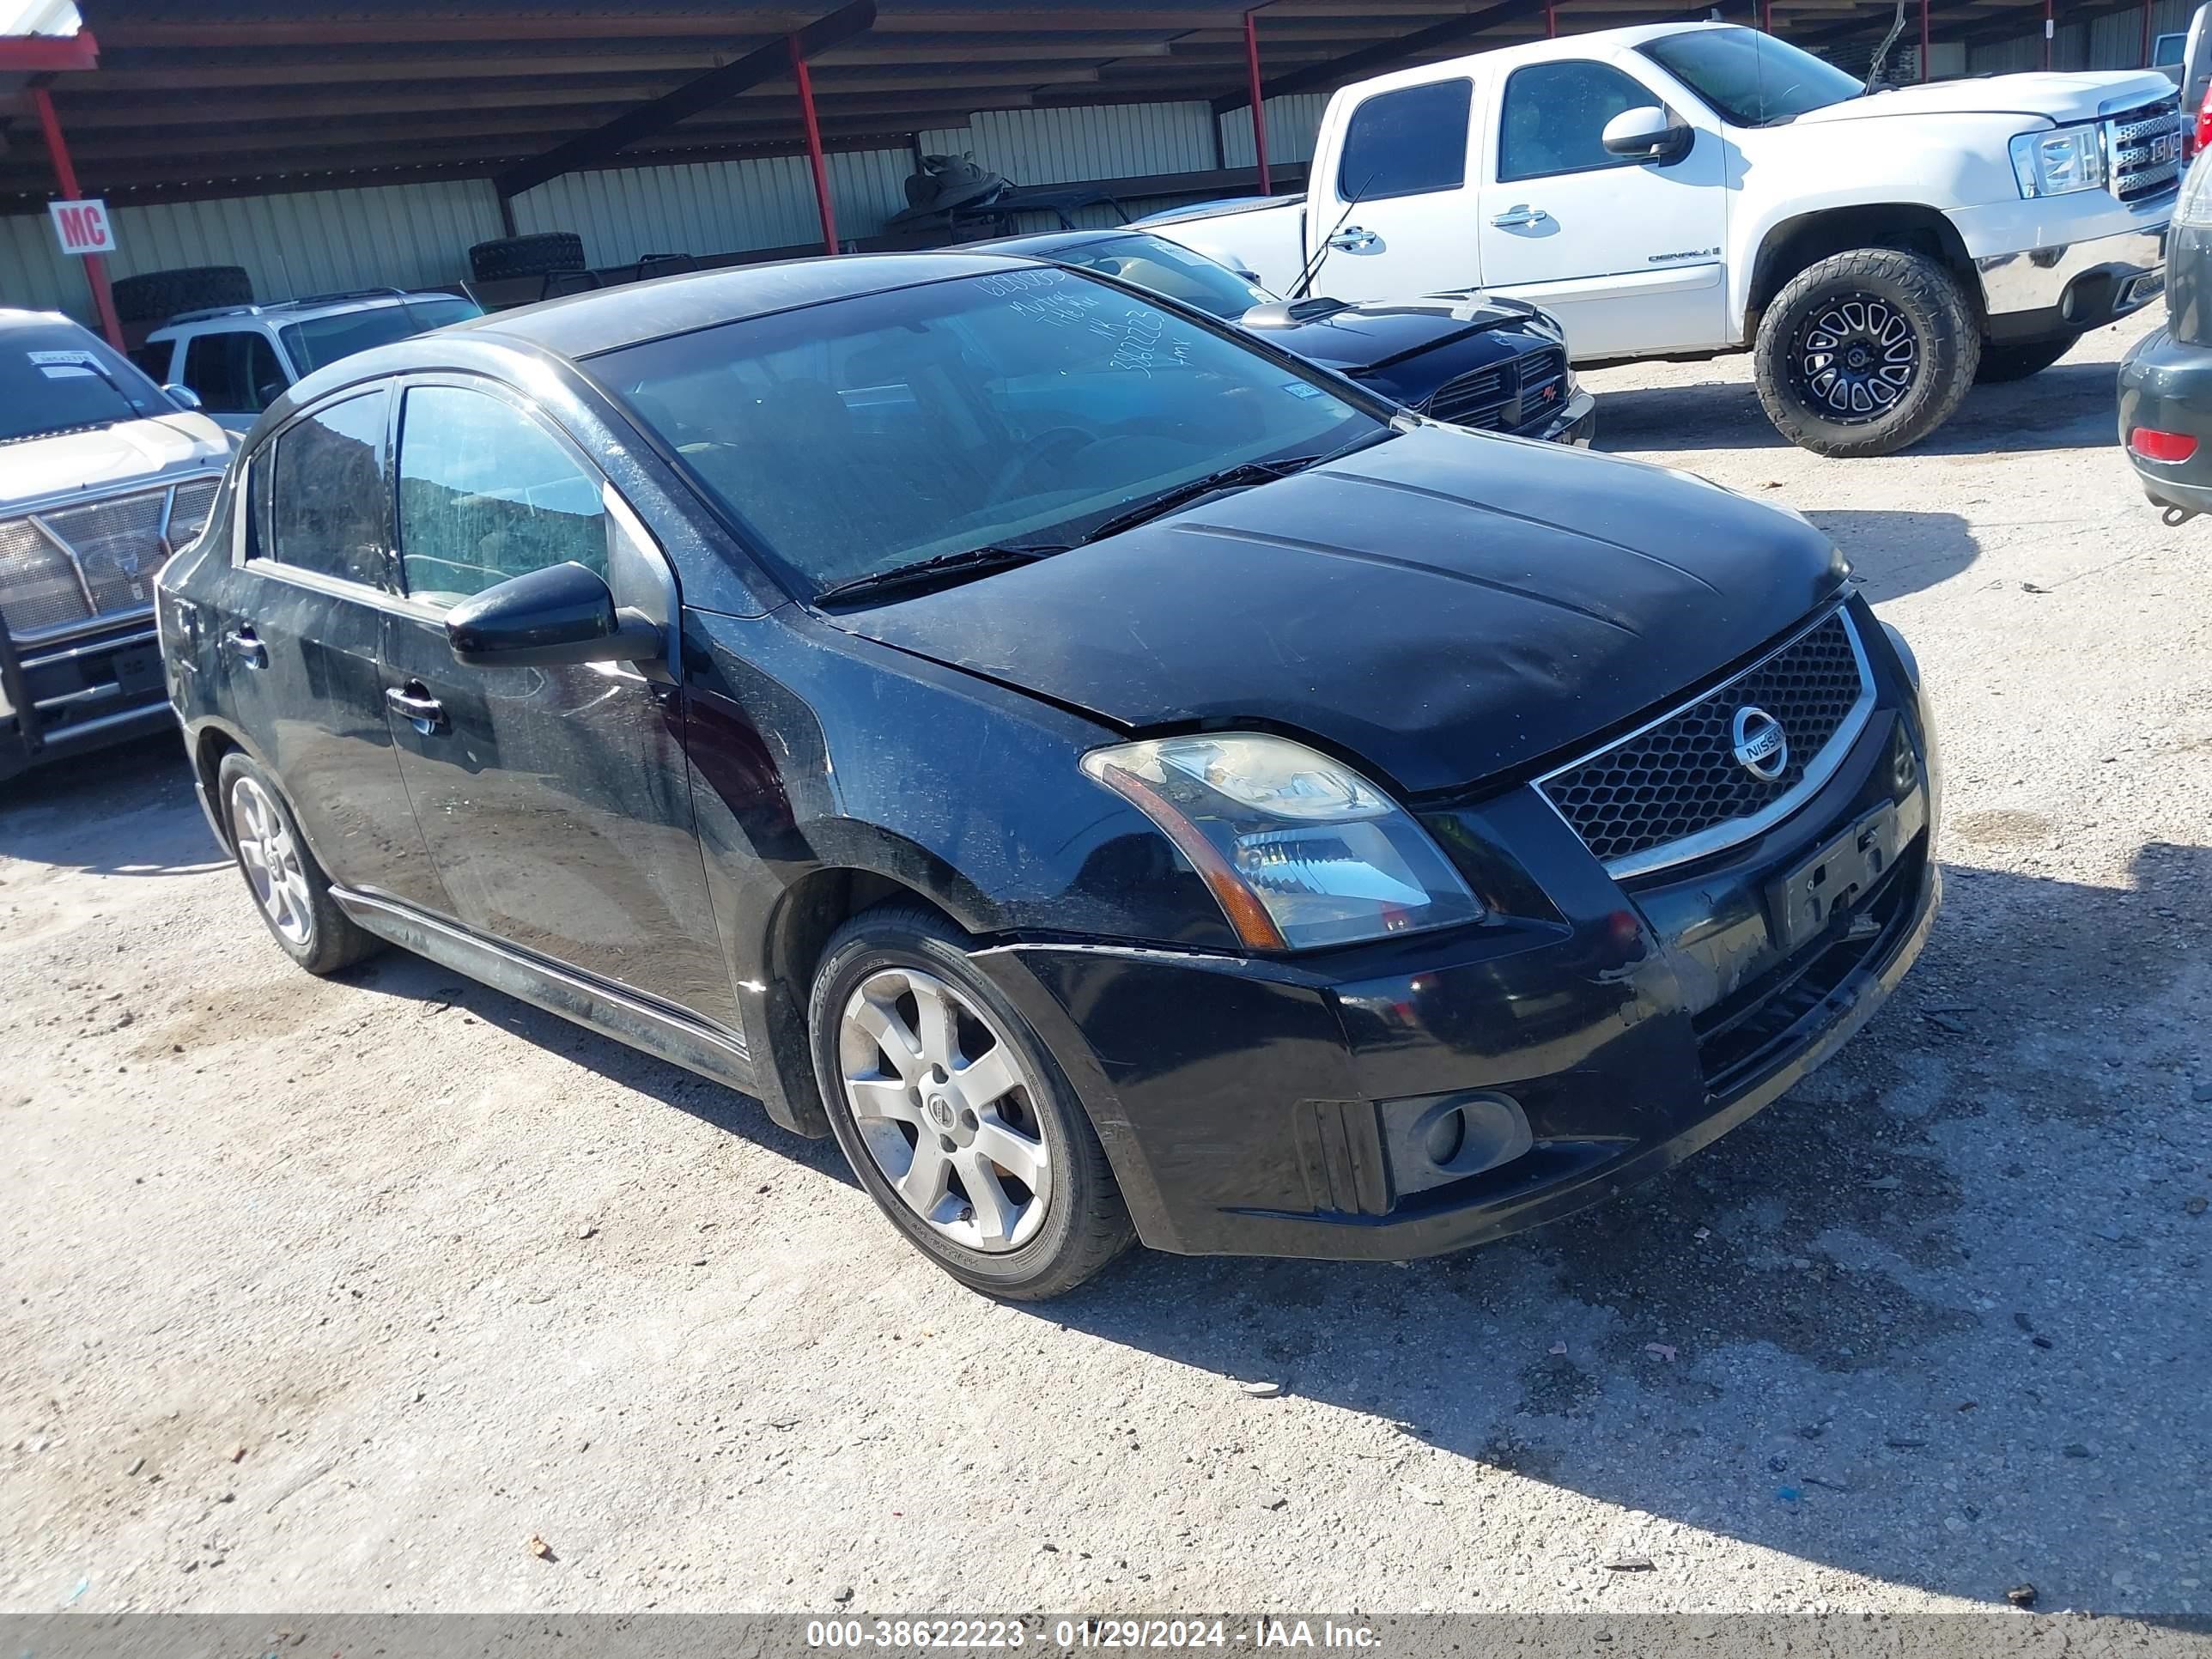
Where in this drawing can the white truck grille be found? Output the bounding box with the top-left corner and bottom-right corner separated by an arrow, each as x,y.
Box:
0,477 -> 221,641
2106,96 -> 2185,204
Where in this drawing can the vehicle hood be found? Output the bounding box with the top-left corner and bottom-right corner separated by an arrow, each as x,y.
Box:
830,428 -> 1847,797
1240,293 -> 1551,376
0,413 -> 231,507
1793,69 -> 2172,127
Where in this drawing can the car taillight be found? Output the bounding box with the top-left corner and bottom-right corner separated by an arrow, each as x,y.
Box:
2130,427 -> 2200,462
2195,82 -> 2212,159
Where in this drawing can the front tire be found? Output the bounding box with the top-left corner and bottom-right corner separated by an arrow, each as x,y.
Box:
216,752 -> 381,976
1974,331 -> 2081,384
1753,247 -> 1979,458
808,903 -> 1134,1300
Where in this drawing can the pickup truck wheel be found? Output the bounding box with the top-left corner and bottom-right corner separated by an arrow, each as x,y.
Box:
1974,331 -> 2081,383
810,903 -> 1135,1300
1754,248 -> 1979,458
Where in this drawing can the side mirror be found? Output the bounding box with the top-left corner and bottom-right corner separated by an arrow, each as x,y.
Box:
163,383 -> 204,412
445,561 -> 663,670
1601,106 -> 1692,161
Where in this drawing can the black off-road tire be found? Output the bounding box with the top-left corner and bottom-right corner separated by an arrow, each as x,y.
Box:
216,751 -> 382,977
808,903 -> 1134,1300
1753,247 -> 1980,458
1974,331 -> 2082,384
112,265 -> 252,325
467,232 -> 586,283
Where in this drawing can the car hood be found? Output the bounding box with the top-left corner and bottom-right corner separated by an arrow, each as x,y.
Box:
831,427 -> 1847,796
1240,294 -> 1549,375
0,413 -> 230,507
1793,69 -> 2171,127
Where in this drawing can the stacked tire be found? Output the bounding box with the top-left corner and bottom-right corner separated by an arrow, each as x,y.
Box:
112,265 -> 253,325
467,232 -> 587,284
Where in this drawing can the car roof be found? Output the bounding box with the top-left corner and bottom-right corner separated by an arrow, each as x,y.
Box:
0,307 -> 87,334
963,228 -> 1134,258
149,289 -> 465,335
453,251 -> 1038,359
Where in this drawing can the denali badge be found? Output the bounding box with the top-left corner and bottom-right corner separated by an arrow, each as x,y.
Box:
1732,706 -> 1788,781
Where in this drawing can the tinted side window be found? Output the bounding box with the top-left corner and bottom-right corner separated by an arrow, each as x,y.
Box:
396,385 -> 606,609
183,331 -> 288,415
1337,79 -> 1473,201
1498,62 -> 1655,183
265,392 -> 390,587
127,343 -> 173,380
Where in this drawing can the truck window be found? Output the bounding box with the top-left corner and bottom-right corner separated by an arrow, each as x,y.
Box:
1337,79 -> 1473,202
185,331 -> 288,416
263,391 -> 390,587
1498,61 -> 1654,183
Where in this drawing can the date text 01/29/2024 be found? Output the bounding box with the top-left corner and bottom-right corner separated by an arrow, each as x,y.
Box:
805,1618 -> 1383,1650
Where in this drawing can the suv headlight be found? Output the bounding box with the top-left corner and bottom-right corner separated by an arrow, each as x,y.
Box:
2010,124 -> 2106,197
1082,733 -> 1484,951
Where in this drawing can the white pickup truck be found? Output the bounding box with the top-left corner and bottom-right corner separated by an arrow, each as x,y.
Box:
1146,22 -> 2180,455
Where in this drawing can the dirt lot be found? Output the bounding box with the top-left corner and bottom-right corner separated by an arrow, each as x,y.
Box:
3,309 -> 2209,1618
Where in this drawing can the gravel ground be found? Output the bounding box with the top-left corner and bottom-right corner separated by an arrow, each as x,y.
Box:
3,309 -> 2208,1619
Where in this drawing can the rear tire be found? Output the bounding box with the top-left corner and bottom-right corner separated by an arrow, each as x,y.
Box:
112,265 -> 252,325
1974,331 -> 2081,383
1753,247 -> 1979,458
808,903 -> 1134,1300
216,752 -> 381,976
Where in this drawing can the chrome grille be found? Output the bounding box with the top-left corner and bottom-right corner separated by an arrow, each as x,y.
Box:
1536,609 -> 1875,875
1423,348 -> 1567,434
0,475 -> 222,641
2106,96 -> 2185,203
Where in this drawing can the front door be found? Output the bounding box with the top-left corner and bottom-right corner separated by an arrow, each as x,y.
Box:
375,378 -> 739,1031
210,386 -> 448,912
1300,74 -> 1485,303
1475,57 -> 1729,359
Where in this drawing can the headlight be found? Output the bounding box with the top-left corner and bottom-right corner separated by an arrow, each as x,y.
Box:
2010,124 -> 2106,197
2177,149 -> 2212,227
1082,733 -> 1484,951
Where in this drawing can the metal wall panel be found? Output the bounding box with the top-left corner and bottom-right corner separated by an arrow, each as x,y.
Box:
966,101 -> 1218,185
2,178 -> 505,324
1972,0 -> 2191,71
1218,93 -> 1331,172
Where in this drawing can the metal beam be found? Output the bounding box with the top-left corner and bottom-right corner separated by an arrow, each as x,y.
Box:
1243,10 -> 1271,195
791,35 -> 838,253
0,27 -> 98,71
100,11 -> 1248,49
1214,0 -> 1551,112
493,0 -> 877,199
30,88 -> 125,352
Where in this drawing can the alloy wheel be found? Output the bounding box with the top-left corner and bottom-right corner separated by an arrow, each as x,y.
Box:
229,775 -> 313,948
836,965 -> 1051,1254
1790,292 -> 1920,423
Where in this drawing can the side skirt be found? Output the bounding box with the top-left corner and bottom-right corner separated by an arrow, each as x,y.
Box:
331,887 -> 759,1097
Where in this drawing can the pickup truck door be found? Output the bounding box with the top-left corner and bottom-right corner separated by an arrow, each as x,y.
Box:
1299,75 -> 1485,304
1474,56 -> 1729,359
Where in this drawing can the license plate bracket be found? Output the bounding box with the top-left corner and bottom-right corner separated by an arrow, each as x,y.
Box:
1766,803 -> 1902,955
108,644 -> 163,697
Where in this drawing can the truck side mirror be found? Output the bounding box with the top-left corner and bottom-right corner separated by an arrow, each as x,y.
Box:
1601,106 -> 1692,162
163,383 -> 204,412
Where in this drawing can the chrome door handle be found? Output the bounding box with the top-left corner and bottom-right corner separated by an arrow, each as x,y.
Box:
385,684 -> 447,735
1490,205 -> 1551,228
222,629 -> 267,669
1327,225 -> 1379,252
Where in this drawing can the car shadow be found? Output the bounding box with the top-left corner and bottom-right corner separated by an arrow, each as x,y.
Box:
1589,356 -> 2126,458
1018,843 -> 2212,1613
0,735 -> 221,879
1806,510 -> 1980,603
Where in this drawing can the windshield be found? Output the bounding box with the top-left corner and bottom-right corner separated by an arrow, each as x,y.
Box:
0,320 -> 173,445
1640,27 -> 1865,125
1041,234 -> 1275,320
278,296 -> 483,374
592,268 -> 1380,599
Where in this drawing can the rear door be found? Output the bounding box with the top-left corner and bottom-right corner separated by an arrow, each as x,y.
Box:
375,377 -> 738,1030
1300,75 -> 1483,302
1474,55 -> 1729,358
210,386 -> 448,911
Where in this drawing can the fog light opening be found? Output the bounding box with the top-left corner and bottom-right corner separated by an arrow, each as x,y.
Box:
1424,1105 -> 1468,1168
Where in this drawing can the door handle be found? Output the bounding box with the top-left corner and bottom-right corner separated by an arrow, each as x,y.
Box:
385,684 -> 447,735
1490,205 -> 1551,229
222,629 -> 268,669
1327,224 -> 1379,252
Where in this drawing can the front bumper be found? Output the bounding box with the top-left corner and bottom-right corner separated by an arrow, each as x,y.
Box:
2118,321 -> 2212,516
978,621 -> 1938,1260
1974,221 -> 2169,339
1536,387 -> 1598,447
0,615 -> 175,784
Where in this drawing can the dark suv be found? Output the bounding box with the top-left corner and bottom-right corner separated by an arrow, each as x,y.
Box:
159,254 -> 1938,1299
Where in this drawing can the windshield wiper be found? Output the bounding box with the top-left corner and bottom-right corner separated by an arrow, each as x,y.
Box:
812,542 -> 1066,606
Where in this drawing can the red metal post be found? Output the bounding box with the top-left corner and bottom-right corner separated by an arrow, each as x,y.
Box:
1546,0 -> 1559,35
1243,11 -> 1271,196
2045,0 -> 2054,69
1760,0 -> 1773,33
31,87 -> 125,350
2142,0 -> 2154,65
788,35 -> 838,254
1919,0 -> 1932,79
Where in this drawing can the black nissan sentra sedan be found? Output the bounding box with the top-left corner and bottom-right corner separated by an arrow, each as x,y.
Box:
157,253 -> 1939,1300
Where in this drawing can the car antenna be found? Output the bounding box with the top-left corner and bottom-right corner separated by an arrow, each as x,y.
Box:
1289,170 -> 1375,301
